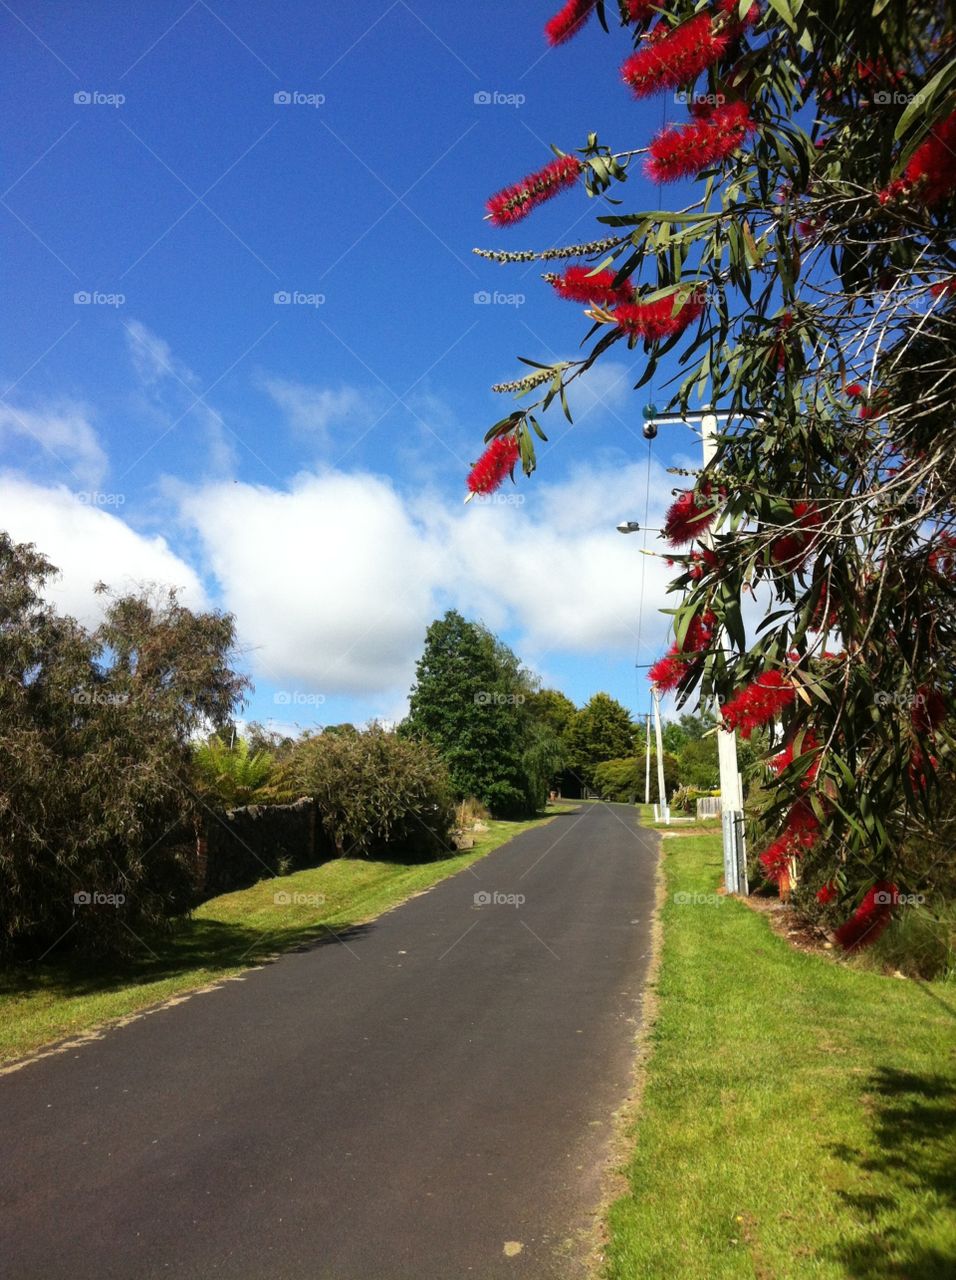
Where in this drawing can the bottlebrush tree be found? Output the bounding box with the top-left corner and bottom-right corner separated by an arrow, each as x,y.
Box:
471,0 -> 956,945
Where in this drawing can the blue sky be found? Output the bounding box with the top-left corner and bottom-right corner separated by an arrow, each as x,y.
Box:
1,0 -> 708,732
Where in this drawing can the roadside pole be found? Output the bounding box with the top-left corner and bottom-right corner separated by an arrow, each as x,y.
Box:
652,688 -> 669,824
644,712 -> 652,805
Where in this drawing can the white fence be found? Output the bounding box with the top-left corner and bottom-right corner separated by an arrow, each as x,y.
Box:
696,796 -> 721,820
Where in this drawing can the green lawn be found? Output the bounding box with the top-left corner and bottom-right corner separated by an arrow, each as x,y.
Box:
604,832 -> 956,1279
0,811 -> 561,1065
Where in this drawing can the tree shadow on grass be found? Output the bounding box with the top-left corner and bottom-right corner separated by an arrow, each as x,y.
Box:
829,1066 -> 956,1279
0,917 -> 376,1007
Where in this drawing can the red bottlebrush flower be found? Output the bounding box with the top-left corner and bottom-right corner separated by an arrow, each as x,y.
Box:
487,154 -> 583,227
623,0 -> 656,22
770,501 -> 822,570
845,382 -> 863,399
927,532 -> 956,577
721,670 -> 795,738
902,110 -> 956,208
931,277 -> 956,298
545,0 -> 595,46
680,609 -> 716,654
466,436 -> 520,495
834,881 -> 898,952
912,686 -> 947,735
688,546 -> 721,579
645,100 -> 755,184
662,486 -> 718,547
816,880 -> 838,905
614,290 -> 706,341
907,744 -> 938,792
757,797 -> 821,884
772,310 -> 794,369
621,14 -> 733,100
648,645 -> 689,692
768,730 -> 820,787
550,265 -> 633,307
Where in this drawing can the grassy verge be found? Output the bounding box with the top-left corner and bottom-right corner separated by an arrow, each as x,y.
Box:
0,811 -> 562,1065
604,833 -> 956,1279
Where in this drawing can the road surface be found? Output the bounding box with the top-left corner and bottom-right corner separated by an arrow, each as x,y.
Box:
0,801 -> 657,1279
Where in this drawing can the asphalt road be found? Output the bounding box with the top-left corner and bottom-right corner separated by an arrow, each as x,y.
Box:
0,802 -> 658,1280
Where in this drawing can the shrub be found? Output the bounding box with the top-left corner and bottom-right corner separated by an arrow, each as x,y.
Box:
293,725 -> 454,860
592,753 -> 681,803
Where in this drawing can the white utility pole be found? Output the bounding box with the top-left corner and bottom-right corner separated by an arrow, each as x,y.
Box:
619,405 -> 751,886
652,688 -> 669,823
644,712 -> 652,805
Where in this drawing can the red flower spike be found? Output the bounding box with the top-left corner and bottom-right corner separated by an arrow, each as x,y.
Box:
679,609 -> 716,655
931,277 -> 956,298
614,290 -> 706,341
624,0 -> 657,22
817,881 -> 838,905
621,14 -> 732,100
768,730 -> 820,788
721,670 -> 795,738
834,882 -> 898,952
912,686 -> 947,735
545,0 -> 595,46
662,486 -> 718,547
648,645 -> 689,692
902,110 -> 956,208
466,436 -> 520,495
770,501 -> 822,570
551,265 -> 634,307
487,155 -> 583,227
689,546 -> 721,580
645,100 -> 755,184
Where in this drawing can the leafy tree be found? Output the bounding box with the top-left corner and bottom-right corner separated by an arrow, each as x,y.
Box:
400,610 -> 536,816
566,692 -> 636,783
662,710 -> 717,753
525,687 -> 577,740
676,737 -> 720,791
0,533 -> 247,956
470,2 -> 955,939
293,724 -> 454,860
592,752 -> 681,802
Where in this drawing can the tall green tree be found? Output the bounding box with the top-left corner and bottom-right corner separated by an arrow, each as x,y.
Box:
400,610 -> 535,816
0,533 -> 248,956
566,692 -> 635,783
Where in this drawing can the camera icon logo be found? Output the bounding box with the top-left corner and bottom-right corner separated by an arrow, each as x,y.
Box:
74,291 -> 91,304
473,891 -> 491,906
474,91 -> 491,105
473,291 -> 491,304
73,891 -> 91,905
74,91 -> 91,105
274,91 -> 292,104
874,91 -> 891,105
273,891 -> 291,905
273,291 -> 291,305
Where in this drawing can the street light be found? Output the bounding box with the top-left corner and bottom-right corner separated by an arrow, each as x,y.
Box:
626,403 -> 750,894
616,520 -> 641,534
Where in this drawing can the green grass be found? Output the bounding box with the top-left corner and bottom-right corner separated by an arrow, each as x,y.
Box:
605,833 -> 956,1279
0,812 -> 562,1065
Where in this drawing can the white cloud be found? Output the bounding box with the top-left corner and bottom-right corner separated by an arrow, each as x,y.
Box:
0,475 -> 205,625
124,320 -> 236,474
0,402 -> 107,487
179,470 -> 441,696
262,377 -> 387,443
175,457 -> 679,697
